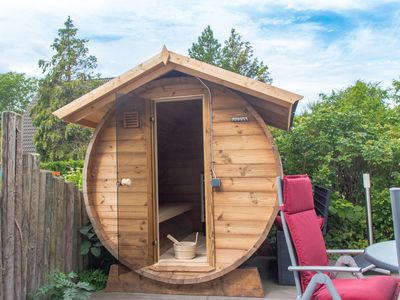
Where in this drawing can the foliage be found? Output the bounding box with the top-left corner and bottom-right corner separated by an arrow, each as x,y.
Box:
273,80 -> 400,248
188,26 -> 271,83
0,72 -> 37,116
80,222 -> 116,271
188,25 -> 221,66
41,160 -> 84,174
80,223 -> 102,258
64,167 -> 83,189
30,16 -> 101,162
77,269 -> 107,291
41,160 -> 83,188
30,271 -> 95,300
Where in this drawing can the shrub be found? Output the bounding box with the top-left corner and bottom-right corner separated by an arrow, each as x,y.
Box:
30,271 -> 95,300
41,160 -> 84,189
78,269 -> 107,291
41,160 -> 84,175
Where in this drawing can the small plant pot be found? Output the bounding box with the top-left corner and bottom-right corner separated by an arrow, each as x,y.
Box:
173,242 -> 197,260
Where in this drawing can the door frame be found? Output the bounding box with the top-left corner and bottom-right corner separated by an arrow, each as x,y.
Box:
150,94 -> 215,269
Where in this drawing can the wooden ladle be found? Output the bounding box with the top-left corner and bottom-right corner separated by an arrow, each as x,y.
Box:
167,234 -> 182,246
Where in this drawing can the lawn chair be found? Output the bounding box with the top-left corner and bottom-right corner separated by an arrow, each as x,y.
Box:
277,175 -> 400,300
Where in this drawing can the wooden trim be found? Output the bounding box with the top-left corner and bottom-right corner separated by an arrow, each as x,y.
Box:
106,264 -> 265,297
243,102 -> 283,178
145,99 -> 156,264
53,47 -> 303,129
53,52 -> 167,119
202,93 -> 216,268
64,64 -> 175,124
82,109 -> 119,259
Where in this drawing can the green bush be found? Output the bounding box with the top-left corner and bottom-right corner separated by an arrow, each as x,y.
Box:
273,80 -> 400,248
78,269 -> 107,291
41,160 -> 84,175
64,168 -> 83,190
30,271 -> 95,300
41,160 -> 84,189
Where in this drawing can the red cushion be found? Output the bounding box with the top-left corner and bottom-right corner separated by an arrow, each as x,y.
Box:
284,175 -> 314,214
313,276 -> 400,300
285,209 -> 329,291
275,215 -> 324,231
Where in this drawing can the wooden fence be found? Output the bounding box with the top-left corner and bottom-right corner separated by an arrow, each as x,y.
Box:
0,112 -> 89,300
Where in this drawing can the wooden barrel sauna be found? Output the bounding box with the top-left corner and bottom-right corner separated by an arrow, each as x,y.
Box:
54,48 -> 302,286
83,77 -> 283,284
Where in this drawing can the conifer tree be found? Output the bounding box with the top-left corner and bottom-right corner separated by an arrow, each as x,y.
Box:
189,26 -> 271,83
31,16 -> 101,161
188,25 -> 221,66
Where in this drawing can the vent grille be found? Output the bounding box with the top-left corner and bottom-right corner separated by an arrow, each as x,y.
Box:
123,111 -> 140,128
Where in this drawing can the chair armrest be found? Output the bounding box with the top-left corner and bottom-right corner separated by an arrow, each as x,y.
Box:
326,249 -> 364,255
288,265 -> 362,273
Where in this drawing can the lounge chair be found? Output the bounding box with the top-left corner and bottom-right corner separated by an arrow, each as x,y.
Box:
277,174 -> 400,300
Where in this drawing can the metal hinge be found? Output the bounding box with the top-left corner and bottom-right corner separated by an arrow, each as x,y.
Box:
150,116 -> 155,123
152,240 -> 158,246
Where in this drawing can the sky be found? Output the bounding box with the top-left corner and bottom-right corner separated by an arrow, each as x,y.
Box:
1,0 -> 400,110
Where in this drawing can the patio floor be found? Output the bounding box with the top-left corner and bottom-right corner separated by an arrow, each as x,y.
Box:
91,257 -> 297,300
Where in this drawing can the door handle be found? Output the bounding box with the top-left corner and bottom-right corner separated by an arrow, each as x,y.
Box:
118,178 -> 132,187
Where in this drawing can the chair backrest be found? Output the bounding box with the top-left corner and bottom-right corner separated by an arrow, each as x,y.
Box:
281,175 -> 330,292
313,185 -> 331,235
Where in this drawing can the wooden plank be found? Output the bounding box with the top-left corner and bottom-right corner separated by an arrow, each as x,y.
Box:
158,203 -> 193,223
53,52 -> 165,119
1,112 -> 17,300
94,139 -> 146,153
75,189 -> 84,271
169,50 -> 301,105
48,176 -> 58,273
35,171 -> 48,288
106,264 -> 264,297
65,183 -> 75,272
219,177 -> 275,192
213,192 -> 276,206
212,121 -> 264,136
215,220 -> 266,235
27,154 -> 40,293
21,154 -> 32,298
214,164 -> 277,178
71,187 -> 79,272
212,108 -> 255,123
214,149 -> 275,165
215,233 -> 259,250
213,135 -> 271,150
214,206 -> 275,222
91,152 -> 147,166
42,172 -> 54,282
13,114 -> 23,300
55,178 -> 66,271
87,192 -> 147,206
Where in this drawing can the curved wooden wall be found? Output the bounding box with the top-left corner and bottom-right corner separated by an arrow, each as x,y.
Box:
84,77 -> 281,284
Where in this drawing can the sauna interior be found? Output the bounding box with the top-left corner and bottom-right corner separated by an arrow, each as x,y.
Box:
156,99 -> 207,264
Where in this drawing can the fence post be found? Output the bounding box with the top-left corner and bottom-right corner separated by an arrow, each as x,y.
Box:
1,112 -> 20,300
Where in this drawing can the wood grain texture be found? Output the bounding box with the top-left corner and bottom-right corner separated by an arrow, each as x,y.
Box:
83,78 -> 281,285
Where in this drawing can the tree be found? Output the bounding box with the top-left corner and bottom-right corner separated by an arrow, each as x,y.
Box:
31,16 -> 101,161
0,72 -> 37,115
221,29 -> 271,83
188,27 -> 272,83
188,25 -> 221,66
272,80 -> 400,248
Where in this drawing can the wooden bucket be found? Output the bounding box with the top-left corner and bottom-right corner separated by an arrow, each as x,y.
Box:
173,242 -> 197,260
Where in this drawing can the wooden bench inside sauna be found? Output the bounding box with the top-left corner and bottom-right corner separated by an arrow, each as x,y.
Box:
53,46 -> 302,297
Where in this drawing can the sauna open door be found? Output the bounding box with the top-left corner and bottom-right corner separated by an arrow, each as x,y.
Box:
116,95 -> 155,270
